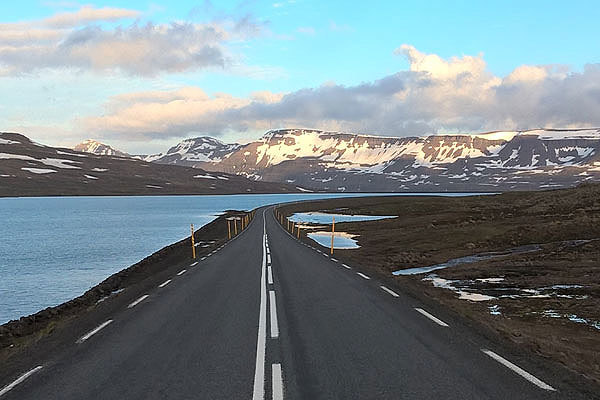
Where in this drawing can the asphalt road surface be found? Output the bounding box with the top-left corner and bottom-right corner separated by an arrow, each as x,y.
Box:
0,207 -> 590,399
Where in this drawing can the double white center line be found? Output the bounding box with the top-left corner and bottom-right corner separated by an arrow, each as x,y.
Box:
252,216 -> 268,400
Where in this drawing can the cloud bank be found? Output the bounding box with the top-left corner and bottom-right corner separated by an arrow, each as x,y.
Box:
83,44 -> 600,140
0,5 -> 262,76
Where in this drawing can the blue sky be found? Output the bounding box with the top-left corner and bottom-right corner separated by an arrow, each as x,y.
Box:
1,1 -> 599,153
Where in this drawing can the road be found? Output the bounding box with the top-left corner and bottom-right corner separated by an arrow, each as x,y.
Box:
0,207 -> 587,399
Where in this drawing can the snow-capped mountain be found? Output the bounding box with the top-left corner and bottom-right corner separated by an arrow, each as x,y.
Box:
69,128 -> 600,192
196,128 -> 600,191
144,137 -> 241,167
73,139 -> 129,158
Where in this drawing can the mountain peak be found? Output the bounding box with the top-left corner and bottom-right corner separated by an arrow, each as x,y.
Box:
73,139 -> 129,157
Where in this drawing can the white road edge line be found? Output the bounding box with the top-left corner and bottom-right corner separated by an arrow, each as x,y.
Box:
331,258 -> 338,262
177,269 -> 187,276
415,308 -> 449,327
201,257 -> 206,261
268,265 -> 274,285
190,262 -> 198,267
341,263 -> 351,269
357,272 -> 370,280
272,363 -> 284,400
128,295 -> 149,309
0,366 -> 43,397
380,285 -> 400,297
252,213 -> 267,400
76,319 -> 113,343
481,349 -> 556,391
158,279 -> 171,288
269,290 -> 279,338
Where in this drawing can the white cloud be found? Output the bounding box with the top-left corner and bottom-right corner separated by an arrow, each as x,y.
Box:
82,45 -> 600,140
0,5 -> 264,76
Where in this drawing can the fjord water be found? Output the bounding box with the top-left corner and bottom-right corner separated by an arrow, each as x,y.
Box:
0,193 -> 481,324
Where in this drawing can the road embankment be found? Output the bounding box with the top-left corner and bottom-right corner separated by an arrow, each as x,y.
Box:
275,184 -> 600,386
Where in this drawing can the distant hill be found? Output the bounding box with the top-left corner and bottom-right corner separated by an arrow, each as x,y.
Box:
0,132 -> 303,197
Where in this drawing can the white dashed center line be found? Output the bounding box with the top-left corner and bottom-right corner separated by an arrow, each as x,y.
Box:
268,264 -> 273,285
481,349 -> 556,391
190,262 -> 198,267
341,263 -> 351,269
177,269 -> 187,276
128,295 -> 149,309
0,366 -> 43,397
76,320 -> 113,343
331,258 -> 338,262
415,308 -> 449,327
272,363 -> 284,400
357,272 -> 370,280
158,279 -> 171,288
269,290 -> 279,338
380,285 -> 400,297
201,257 -> 207,261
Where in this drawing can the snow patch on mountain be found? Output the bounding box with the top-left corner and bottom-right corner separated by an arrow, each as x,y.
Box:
73,140 -> 129,157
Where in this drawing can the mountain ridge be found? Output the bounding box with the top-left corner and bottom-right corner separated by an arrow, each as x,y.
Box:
66,127 -> 600,192
0,132 -> 302,197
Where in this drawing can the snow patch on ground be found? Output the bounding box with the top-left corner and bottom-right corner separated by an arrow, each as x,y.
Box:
193,174 -> 217,179
21,167 -> 57,174
84,175 -> 98,180
0,138 -> 20,145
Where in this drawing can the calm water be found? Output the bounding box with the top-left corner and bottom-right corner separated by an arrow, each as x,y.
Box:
0,192 -> 487,323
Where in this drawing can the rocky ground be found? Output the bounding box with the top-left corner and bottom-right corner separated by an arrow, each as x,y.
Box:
277,183 -> 600,385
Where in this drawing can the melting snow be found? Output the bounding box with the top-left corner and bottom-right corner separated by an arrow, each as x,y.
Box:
21,167 -> 57,174
0,139 -> 20,145
193,174 -> 217,179
84,175 -> 98,180
91,168 -> 108,172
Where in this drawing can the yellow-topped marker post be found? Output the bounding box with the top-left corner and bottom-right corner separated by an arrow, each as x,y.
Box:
330,216 -> 335,255
191,223 -> 196,259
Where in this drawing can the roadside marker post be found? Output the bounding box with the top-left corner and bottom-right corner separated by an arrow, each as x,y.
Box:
191,224 -> 196,259
234,219 -> 238,235
228,220 -> 231,239
330,216 -> 335,255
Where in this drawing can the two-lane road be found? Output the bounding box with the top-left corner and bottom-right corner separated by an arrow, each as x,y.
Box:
1,207 -> 589,399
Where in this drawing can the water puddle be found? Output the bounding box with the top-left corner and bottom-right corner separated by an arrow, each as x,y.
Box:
289,212 -> 396,224
393,244 -> 541,275
307,231 -> 360,249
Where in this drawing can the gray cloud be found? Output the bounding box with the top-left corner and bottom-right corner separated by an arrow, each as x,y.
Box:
0,6 -> 263,76
83,45 -> 600,140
